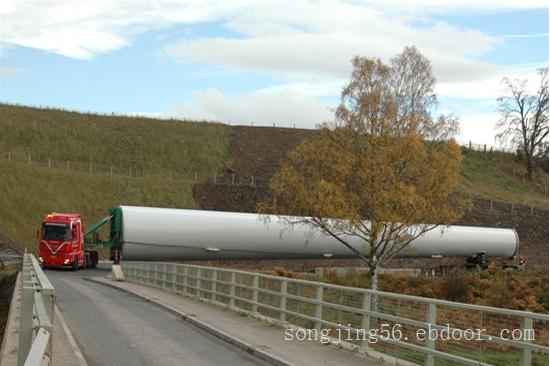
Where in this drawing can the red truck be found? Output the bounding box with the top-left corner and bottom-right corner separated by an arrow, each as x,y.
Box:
38,212 -> 99,270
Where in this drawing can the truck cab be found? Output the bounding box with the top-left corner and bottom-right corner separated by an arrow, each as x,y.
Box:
38,212 -> 98,270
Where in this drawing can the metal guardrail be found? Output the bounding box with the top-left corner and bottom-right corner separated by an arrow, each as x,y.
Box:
122,261 -> 549,366
18,254 -> 55,366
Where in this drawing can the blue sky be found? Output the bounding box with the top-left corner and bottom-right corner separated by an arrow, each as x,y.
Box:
0,0 -> 548,146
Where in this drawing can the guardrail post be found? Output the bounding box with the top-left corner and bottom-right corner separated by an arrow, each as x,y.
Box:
162,263 -> 167,289
520,317 -> 533,366
279,280 -> 287,322
197,268 -> 202,296
18,285 -> 34,366
182,266 -> 188,294
251,275 -> 259,314
361,292 -> 371,349
426,303 -> 436,366
43,287 -> 56,362
229,272 -> 236,308
172,265 -> 177,293
211,270 -> 217,302
315,285 -> 324,332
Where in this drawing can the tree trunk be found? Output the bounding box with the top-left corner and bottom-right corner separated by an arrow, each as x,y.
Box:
370,265 -> 379,313
370,267 -> 378,291
526,157 -> 534,181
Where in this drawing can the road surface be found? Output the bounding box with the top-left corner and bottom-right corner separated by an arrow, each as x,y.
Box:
46,263 -> 266,366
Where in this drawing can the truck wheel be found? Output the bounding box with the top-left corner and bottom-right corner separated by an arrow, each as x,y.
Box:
71,257 -> 78,271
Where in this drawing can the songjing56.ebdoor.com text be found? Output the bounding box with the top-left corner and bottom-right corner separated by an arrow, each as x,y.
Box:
284,323 -> 536,345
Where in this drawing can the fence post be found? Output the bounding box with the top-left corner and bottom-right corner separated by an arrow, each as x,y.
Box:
251,176 -> 254,186
468,141 -> 472,150
7,151 -> 10,162
484,144 -> 487,153
511,202 -> 514,214
531,205 -> 534,215
89,162 -> 93,174
426,303 -> 437,366
232,172 -> 235,185
361,292 -> 371,349
67,161 -> 70,170
129,167 -> 132,177
279,280 -> 287,322
110,165 -> 113,177
169,170 -> 172,180
315,285 -> 324,331
520,316 -> 533,366
251,275 -> 259,314
48,157 -> 51,168
213,174 -> 217,184
229,272 -> 236,308
27,154 -> 31,165
490,200 -> 493,211
194,172 -> 197,181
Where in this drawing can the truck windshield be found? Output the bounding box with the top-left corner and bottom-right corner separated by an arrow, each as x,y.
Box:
42,223 -> 70,241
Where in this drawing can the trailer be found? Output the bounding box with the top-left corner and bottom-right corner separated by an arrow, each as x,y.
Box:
43,206 -> 519,267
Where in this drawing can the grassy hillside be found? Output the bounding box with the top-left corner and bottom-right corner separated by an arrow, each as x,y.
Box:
0,103 -> 231,251
0,103 -> 547,252
458,149 -> 547,207
0,104 -> 229,174
0,161 -> 198,252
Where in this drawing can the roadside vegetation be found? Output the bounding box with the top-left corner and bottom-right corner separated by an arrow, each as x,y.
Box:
271,265 -> 548,313
0,264 -> 19,343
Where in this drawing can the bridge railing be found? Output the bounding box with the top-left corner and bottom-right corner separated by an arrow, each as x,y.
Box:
18,254 -> 55,366
122,261 -> 549,366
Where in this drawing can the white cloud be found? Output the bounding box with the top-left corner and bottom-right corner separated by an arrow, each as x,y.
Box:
437,65 -> 544,99
257,80 -> 344,98
1,0 -> 544,62
457,112 -> 501,147
371,0 -> 546,12
165,1 -> 504,83
173,89 -> 334,128
0,0 -> 253,59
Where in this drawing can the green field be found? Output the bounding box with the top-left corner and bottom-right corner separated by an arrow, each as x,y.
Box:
0,103 -> 547,251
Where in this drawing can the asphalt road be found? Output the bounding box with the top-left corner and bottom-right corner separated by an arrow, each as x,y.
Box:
46,263 -> 266,366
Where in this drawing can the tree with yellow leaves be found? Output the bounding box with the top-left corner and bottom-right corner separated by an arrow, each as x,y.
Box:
259,47 -> 467,290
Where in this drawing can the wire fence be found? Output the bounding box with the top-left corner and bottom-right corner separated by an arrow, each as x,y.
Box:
2,149 -> 547,214
0,101 -> 304,129
462,141 -> 516,154
0,149 -> 271,187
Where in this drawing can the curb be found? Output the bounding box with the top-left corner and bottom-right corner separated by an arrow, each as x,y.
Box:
83,277 -> 293,366
55,306 -> 88,366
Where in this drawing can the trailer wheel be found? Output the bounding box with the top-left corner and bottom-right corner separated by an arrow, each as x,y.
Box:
84,253 -> 91,269
91,251 -> 98,268
71,257 -> 78,271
